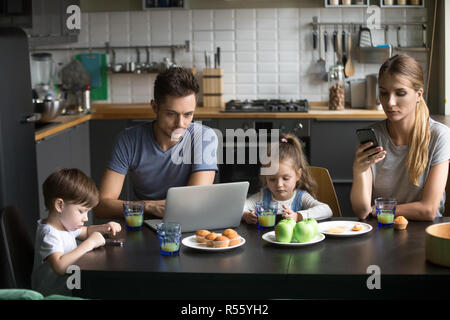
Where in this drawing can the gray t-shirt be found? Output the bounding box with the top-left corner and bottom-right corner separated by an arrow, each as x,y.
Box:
31,220 -> 82,296
370,118 -> 450,217
107,121 -> 218,200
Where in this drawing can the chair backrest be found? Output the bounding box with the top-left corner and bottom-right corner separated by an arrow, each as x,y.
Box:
444,168 -> 450,217
0,206 -> 34,289
309,166 -> 342,217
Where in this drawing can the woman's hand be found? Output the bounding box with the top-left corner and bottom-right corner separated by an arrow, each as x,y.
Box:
353,142 -> 386,175
242,210 -> 257,224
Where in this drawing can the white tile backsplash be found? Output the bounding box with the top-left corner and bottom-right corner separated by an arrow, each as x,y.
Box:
53,6 -> 427,103
214,9 -> 234,30
192,10 -> 213,30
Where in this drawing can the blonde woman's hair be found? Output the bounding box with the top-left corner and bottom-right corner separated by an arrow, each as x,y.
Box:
379,54 -> 430,186
262,133 -> 317,197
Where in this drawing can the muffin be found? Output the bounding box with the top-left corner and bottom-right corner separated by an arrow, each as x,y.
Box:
195,229 -> 211,243
205,232 -> 219,247
213,235 -> 230,248
394,216 -> 408,230
228,234 -> 241,246
222,229 -> 238,239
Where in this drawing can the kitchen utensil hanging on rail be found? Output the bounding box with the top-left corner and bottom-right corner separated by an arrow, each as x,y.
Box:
345,31 -> 355,77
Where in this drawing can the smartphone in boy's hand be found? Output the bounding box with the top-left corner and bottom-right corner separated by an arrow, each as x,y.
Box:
105,239 -> 124,247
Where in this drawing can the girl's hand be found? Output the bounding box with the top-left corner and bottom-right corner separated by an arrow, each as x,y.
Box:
353,142 -> 386,175
105,221 -> 122,236
242,210 -> 258,224
281,204 -> 300,221
371,205 -> 377,218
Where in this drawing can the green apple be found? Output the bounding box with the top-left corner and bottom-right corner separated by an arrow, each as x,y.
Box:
275,220 -> 295,243
284,218 -> 297,230
293,218 -> 318,243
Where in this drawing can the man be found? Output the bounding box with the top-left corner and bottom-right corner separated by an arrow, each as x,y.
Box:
94,67 -> 218,219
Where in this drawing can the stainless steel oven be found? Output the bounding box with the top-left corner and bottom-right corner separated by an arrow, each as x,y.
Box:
215,119 -> 310,195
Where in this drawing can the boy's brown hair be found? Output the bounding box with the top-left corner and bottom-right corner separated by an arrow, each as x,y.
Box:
42,168 -> 99,210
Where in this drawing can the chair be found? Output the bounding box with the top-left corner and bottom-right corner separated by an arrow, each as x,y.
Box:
309,166 -> 342,217
0,206 -> 34,289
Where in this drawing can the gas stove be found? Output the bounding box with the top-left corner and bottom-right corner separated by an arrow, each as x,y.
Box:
224,99 -> 309,113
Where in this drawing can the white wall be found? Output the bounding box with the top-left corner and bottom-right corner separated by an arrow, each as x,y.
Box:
46,7 -> 428,104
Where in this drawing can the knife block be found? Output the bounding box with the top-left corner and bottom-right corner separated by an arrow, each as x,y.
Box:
202,68 -> 224,108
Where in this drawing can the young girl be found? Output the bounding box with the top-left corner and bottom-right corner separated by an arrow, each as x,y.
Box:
32,168 -> 121,296
351,54 -> 450,221
242,134 -> 332,224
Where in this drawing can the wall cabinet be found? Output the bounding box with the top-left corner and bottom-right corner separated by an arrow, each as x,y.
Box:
35,121 -> 90,219
28,0 -> 80,47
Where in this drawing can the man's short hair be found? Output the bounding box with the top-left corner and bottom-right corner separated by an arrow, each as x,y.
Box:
42,168 -> 99,210
154,67 -> 199,106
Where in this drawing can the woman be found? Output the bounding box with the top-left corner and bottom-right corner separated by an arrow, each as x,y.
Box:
351,54 -> 450,221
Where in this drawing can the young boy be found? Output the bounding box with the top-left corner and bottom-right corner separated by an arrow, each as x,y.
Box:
31,168 -> 121,296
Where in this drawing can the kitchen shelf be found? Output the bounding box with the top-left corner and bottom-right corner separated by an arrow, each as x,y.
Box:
380,0 -> 424,8
142,0 -> 189,10
324,0 -> 370,7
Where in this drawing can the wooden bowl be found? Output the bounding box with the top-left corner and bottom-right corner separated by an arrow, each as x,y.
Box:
425,222 -> 450,267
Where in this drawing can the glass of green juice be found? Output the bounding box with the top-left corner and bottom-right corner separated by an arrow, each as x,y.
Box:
123,201 -> 145,231
256,201 -> 277,230
375,197 -> 397,227
157,222 -> 181,256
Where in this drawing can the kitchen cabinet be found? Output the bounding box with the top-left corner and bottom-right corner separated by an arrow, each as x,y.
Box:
28,0 -> 80,47
35,121 -> 90,219
310,118 -> 382,216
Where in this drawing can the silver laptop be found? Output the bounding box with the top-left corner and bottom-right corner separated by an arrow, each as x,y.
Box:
144,182 -> 249,233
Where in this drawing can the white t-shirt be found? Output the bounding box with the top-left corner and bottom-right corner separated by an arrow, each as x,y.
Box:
370,118 -> 450,217
31,219 -> 82,296
244,189 -> 332,221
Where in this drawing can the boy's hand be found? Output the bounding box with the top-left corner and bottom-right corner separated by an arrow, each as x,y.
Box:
105,221 -> 122,236
87,231 -> 105,250
242,210 -> 257,224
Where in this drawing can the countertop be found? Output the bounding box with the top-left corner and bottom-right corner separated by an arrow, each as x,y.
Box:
34,103 -> 450,141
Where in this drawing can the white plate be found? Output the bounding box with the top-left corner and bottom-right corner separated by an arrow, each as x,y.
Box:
262,231 -> 325,246
181,234 -> 246,251
318,221 -> 373,237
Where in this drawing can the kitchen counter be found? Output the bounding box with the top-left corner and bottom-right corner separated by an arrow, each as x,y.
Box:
34,103 -> 450,141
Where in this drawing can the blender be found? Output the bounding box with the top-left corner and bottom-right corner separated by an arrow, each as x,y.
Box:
30,53 -> 64,122
31,53 -> 56,100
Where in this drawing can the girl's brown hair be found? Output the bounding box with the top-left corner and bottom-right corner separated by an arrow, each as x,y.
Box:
262,133 -> 317,197
42,168 -> 99,210
378,54 -> 430,186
